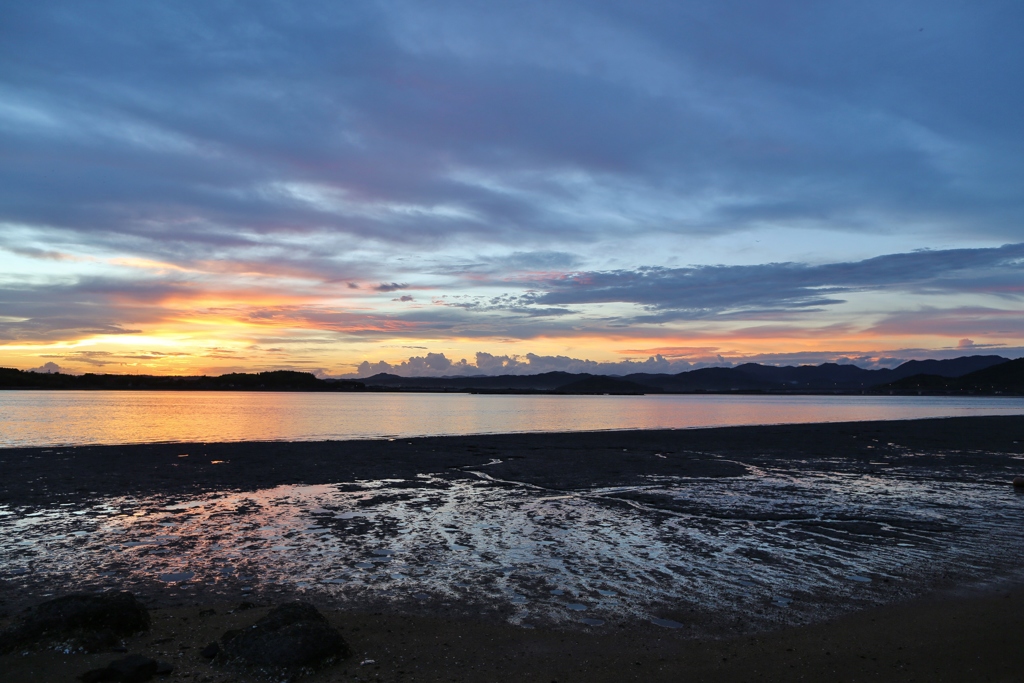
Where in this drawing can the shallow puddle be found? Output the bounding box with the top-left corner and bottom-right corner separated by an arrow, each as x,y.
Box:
2,459 -> 1023,631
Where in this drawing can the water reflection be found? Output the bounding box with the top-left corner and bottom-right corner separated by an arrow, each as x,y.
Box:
2,457 -> 1023,630
1,391 -> 1023,447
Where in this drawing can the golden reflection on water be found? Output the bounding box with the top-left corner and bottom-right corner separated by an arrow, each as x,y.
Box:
1,390 -> 1023,447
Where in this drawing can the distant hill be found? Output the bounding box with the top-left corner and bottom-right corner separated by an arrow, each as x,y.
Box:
359,355 -> 1009,394
884,355 -> 1010,380
361,371 -> 580,391
700,356 -> 1009,391
554,376 -> 651,394
876,357 -> 1024,395
0,368 -> 365,391
622,367 -> 774,392
3,355 -> 1011,394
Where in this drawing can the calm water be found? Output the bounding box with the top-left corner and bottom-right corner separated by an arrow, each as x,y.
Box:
1,390 -> 1023,447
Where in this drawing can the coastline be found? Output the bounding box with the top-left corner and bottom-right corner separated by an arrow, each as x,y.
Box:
2,415 -> 1024,681
4,580 -> 1024,682
2,414 -> 1022,505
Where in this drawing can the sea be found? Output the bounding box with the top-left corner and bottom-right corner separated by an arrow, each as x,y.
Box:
0,389 -> 1022,447
2,390 -> 1023,632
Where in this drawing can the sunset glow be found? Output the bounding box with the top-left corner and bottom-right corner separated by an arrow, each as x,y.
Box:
2,2 -> 1022,377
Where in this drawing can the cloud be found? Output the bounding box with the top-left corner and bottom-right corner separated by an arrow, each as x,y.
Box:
345,344 -> 1023,378
0,318 -> 144,343
1,2 -> 1023,369
0,243 -> 79,261
39,351 -> 120,367
616,346 -> 725,359
867,306 -> 1024,338
355,352 -> 470,377
1,241 -> 1020,350
435,293 -> 576,318
351,350 -> 695,378
27,361 -> 63,373
0,275 -> 189,341
527,243 -> 1024,320
1,0 -> 1021,278
440,251 -> 581,277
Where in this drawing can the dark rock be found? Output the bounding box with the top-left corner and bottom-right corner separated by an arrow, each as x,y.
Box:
219,602 -> 349,671
108,655 -> 158,682
200,641 -> 220,658
79,668 -> 117,683
154,660 -> 174,675
76,628 -> 120,653
78,654 -> 159,683
1,592 -> 150,654
236,601 -> 256,611
1013,476 -> 1024,487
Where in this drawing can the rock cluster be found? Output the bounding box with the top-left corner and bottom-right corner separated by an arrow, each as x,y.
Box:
213,602 -> 350,673
0,592 -> 150,654
80,654 -> 173,682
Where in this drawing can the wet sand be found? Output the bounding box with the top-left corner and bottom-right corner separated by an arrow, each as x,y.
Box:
3,584 -> 1023,682
2,415 -> 1024,681
2,414 -> 1023,504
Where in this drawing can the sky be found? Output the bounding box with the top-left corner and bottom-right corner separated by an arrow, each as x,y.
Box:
1,1 -> 1022,377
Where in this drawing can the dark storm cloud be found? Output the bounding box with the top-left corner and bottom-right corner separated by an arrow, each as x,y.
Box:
529,243 -> 1024,320
1,0 -> 1021,266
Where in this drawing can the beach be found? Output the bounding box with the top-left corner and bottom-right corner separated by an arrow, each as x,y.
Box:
2,415 -> 1023,681
3,585 -> 1023,682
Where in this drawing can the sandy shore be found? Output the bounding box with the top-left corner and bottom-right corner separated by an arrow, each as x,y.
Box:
2,414 -> 1022,505
3,581 -> 1023,682
2,415 -> 1024,681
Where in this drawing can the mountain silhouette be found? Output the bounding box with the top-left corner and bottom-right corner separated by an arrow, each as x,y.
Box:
2,355 -> 1013,394
876,357 -> 1024,394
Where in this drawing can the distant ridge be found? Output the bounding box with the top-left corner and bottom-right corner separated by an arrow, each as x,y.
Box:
362,371 -> 579,391
1,355 -> 1015,395
875,357 -> 1024,395
0,368 -> 365,391
356,355 -> 1011,394
553,376 -> 650,395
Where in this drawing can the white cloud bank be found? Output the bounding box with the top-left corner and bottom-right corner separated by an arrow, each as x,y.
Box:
342,347 -> 1022,379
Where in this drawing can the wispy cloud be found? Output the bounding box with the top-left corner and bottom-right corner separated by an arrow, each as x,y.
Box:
1,2 -> 1022,372
528,243 -> 1024,320
2,1 -> 1021,262
375,282 -> 410,292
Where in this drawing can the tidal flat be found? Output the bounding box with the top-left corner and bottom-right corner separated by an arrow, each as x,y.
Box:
1,415 -> 1023,681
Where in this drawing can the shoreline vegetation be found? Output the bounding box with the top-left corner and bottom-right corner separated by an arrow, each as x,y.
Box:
2,415 -> 1023,682
1,354 -> 1022,396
